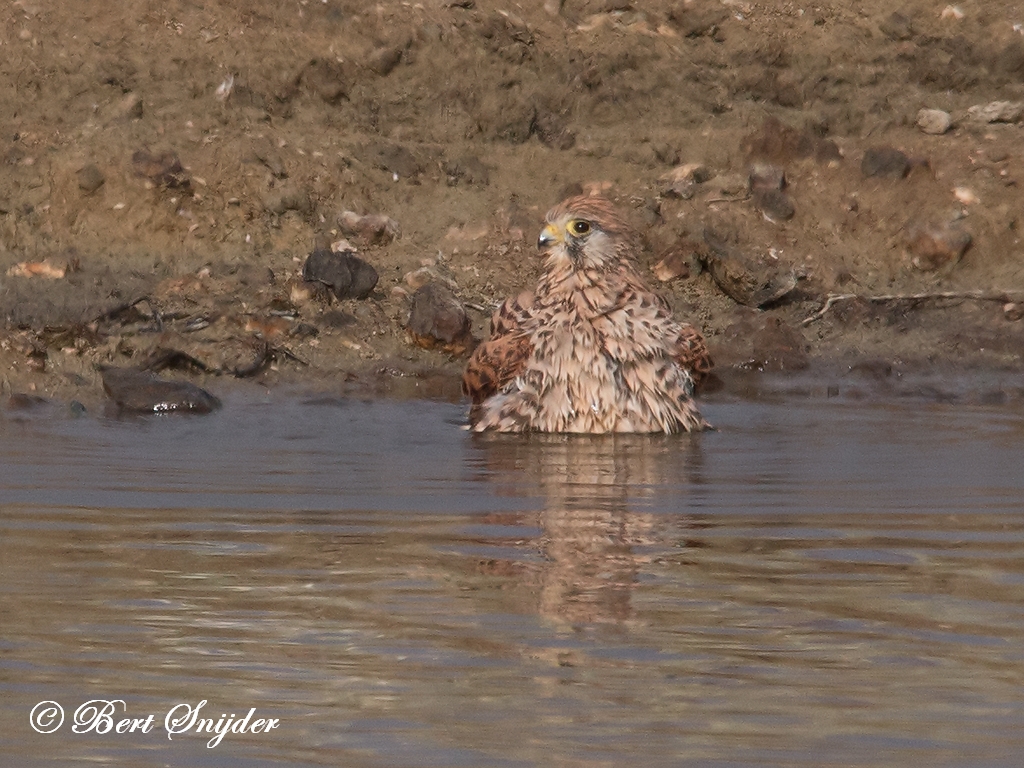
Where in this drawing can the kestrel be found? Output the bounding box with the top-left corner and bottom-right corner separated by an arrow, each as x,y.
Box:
463,194 -> 712,433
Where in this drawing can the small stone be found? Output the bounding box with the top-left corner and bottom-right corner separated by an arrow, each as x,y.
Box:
752,188 -> 795,222
904,221 -> 972,271
748,162 -> 786,191
861,147 -> 910,179
100,367 -> 221,414
967,101 -> 1024,124
77,164 -> 106,194
337,210 -> 401,246
406,282 -> 473,354
301,248 -> 379,300
405,266 -> 447,291
1003,302 -> 1024,322
660,163 -> 712,198
652,245 -> 700,282
132,149 -> 191,189
916,108 -> 952,135
953,187 -> 979,205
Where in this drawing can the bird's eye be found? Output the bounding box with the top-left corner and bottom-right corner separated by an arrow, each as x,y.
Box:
570,220 -> 591,235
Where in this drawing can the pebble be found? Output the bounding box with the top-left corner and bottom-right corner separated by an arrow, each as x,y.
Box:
338,210 -> 401,246
1003,302 -> 1024,322
659,163 -> 711,199
404,266 -> 457,292
132,149 -> 191,189
100,367 -> 221,414
651,240 -> 702,282
916,108 -> 952,135
861,147 -> 910,179
301,248 -> 379,300
406,283 -> 473,354
77,164 -> 106,194
904,221 -> 972,271
748,162 -> 786,191
967,101 -> 1024,124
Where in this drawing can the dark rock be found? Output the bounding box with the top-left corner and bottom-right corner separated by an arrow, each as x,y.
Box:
302,249 -> 379,300
101,367 -> 221,414
320,309 -> 358,328
406,282 -> 473,354
752,188 -> 795,222
702,228 -> 798,307
861,147 -> 910,179
131,149 -> 191,189
77,164 -> 106,194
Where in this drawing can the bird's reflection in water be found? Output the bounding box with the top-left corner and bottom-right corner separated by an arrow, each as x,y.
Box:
471,432 -> 705,626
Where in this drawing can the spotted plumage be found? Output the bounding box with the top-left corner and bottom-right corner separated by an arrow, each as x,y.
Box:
463,194 -> 712,433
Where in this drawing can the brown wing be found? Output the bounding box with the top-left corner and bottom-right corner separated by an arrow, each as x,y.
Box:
674,323 -> 713,389
462,291 -> 536,404
462,332 -> 532,404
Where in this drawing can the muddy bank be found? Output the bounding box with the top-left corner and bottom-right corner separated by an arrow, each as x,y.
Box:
1,0 -> 1023,411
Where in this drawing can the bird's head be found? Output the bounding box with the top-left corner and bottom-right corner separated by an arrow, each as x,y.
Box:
537,195 -> 634,274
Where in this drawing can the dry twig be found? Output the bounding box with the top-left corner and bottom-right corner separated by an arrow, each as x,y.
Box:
801,290 -> 1024,326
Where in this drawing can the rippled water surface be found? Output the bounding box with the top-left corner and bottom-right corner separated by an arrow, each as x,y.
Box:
2,393 -> 1024,767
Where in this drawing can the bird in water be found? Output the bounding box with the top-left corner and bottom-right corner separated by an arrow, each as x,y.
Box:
463,194 -> 712,433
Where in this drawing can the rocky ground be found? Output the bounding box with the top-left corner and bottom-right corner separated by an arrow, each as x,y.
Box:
2,0 -> 1024,414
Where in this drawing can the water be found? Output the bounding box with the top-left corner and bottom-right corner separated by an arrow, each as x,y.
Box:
2,392 -> 1023,767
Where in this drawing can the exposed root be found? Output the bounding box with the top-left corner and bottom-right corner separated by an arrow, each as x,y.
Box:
801,290 -> 1024,326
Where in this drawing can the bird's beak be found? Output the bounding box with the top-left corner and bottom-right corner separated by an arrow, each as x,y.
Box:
538,223 -> 560,250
